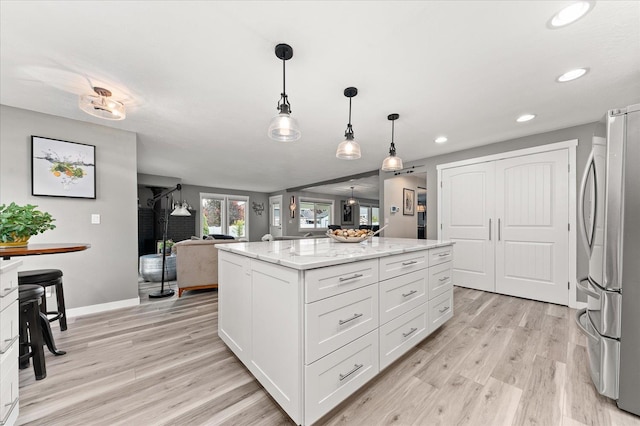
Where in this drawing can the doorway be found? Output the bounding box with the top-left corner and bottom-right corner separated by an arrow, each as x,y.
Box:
269,195 -> 283,237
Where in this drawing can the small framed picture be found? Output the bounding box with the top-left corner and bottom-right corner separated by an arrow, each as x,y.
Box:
341,200 -> 354,225
31,136 -> 96,199
403,188 -> 415,216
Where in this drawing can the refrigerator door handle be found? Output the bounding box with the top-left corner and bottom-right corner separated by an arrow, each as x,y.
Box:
577,277 -> 600,299
575,308 -> 600,341
578,150 -> 597,255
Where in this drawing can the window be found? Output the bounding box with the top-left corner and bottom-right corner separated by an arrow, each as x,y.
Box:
200,193 -> 249,238
359,205 -> 380,226
299,198 -> 333,230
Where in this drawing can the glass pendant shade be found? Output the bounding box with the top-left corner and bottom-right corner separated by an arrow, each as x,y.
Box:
268,110 -> 301,142
336,137 -> 361,159
347,186 -> 358,205
79,87 -> 126,120
381,154 -> 403,171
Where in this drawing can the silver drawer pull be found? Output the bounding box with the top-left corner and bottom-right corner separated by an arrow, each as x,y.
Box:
339,273 -> 364,282
339,313 -> 363,325
438,252 -> 450,257
438,276 -> 450,282
439,306 -> 450,314
0,335 -> 19,354
339,363 -> 364,381
402,260 -> 418,266
1,397 -> 18,424
403,327 -> 418,338
402,290 -> 418,298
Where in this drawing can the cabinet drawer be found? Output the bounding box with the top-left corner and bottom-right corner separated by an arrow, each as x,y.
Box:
379,252 -> 428,282
305,285 -> 378,364
428,262 -> 453,300
429,290 -> 453,333
0,343 -> 19,426
379,302 -> 429,370
305,260 -> 378,303
305,330 -> 378,426
379,269 -> 428,325
0,299 -> 18,354
429,246 -> 453,267
0,261 -> 20,299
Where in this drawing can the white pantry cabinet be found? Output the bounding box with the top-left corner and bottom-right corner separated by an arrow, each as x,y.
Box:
0,260 -> 21,426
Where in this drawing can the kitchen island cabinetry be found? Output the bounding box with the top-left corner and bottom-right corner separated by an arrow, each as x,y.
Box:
218,238 -> 453,425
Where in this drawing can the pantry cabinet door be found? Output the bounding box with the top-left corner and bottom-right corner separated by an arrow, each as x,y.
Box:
441,162 -> 496,292
495,149 -> 569,305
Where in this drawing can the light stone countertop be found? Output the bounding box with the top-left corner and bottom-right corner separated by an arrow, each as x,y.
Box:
216,237 -> 453,270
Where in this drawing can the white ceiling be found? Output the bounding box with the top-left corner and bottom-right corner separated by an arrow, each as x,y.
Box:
1,1 -> 639,194
303,175 -> 382,200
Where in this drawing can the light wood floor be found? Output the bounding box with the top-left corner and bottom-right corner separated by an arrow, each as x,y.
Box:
18,282 -> 640,426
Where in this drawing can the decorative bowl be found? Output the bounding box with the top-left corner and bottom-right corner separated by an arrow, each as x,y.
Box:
326,230 -> 374,243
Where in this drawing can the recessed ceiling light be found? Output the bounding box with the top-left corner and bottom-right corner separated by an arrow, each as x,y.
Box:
549,1 -> 594,28
434,136 -> 448,144
557,68 -> 588,82
516,114 -> 536,123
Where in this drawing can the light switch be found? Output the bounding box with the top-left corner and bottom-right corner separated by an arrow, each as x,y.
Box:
91,214 -> 101,224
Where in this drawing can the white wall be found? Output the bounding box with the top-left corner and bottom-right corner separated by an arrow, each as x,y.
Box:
0,105 -> 139,309
383,175 -> 422,238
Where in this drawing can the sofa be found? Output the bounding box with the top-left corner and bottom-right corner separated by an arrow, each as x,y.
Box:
172,239 -> 238,297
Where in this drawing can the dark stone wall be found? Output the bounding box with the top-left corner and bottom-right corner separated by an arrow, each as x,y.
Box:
138,208 -> 196,255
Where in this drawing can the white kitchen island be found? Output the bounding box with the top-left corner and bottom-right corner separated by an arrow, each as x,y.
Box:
217,237 -> 454,425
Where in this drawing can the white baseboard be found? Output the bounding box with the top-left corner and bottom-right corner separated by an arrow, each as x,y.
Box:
66,297 -> 140,318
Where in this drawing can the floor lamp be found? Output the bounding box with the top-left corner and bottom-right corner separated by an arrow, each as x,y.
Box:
146,184 -> 191,299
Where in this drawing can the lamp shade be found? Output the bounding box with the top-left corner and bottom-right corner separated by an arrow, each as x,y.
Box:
336,138 -> 361,159
171,203 -> 191,216
268,112 -> 301,142
381,155 -> 403,171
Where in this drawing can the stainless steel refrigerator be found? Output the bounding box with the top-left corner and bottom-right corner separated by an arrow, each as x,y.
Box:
576,103 -> 639,416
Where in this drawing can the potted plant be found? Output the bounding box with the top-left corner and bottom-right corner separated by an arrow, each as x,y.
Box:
0,202 -> 56,247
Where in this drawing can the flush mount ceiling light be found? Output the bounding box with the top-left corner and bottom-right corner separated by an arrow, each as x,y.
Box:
434,136 -> 448,144
268,43 -> 301,142
347,186 -> 358,205
516,113 -> 536,123
381,113 -> 403,172
79,87 -> 126,120
557,68 -> 589,82
336,87 -> 361,160
548,1 -> 594,28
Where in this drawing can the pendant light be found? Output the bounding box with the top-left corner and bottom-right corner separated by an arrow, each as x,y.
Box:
336,87 -> 361,159
79,87 -> 126,120
381,113 -> 404,171
268,43 -> 301,142
347,186 -> 358,205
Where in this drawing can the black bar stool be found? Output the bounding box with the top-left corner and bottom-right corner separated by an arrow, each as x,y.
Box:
19,284 -> 46,380
18,269 -> 67,331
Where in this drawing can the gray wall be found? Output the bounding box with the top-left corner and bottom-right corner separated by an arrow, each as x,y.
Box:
0,105 -> 139,308
383,174 -> 423,238
380,121 -> 596,283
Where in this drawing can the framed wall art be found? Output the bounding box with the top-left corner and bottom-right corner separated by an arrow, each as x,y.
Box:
341,200 -> 354,225
32,136 -> 96,199
403,188 -> 415,216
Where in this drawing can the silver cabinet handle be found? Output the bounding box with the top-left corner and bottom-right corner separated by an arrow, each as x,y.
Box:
438,252 -> 450,257
402,290 -> 417,298
489,218 -> 492,241
1,397 -> 18,425
438,276 -> 450,282
439,306 -> 450,314
576,277 -> 600,299
339,273 -> 364,282
402,260 -> 418,266
0,335 -> 19,354
403,327 -> 418,338
339,363 -> 364,381
339,313 -> 363,325
498,219 -> 501,241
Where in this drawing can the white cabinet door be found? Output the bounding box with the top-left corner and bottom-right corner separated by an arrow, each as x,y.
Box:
441,162 -> 496,292
495,150 -> 569,305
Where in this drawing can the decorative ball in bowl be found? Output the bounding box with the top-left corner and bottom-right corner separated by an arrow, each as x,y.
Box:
326,228 -> 374,243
